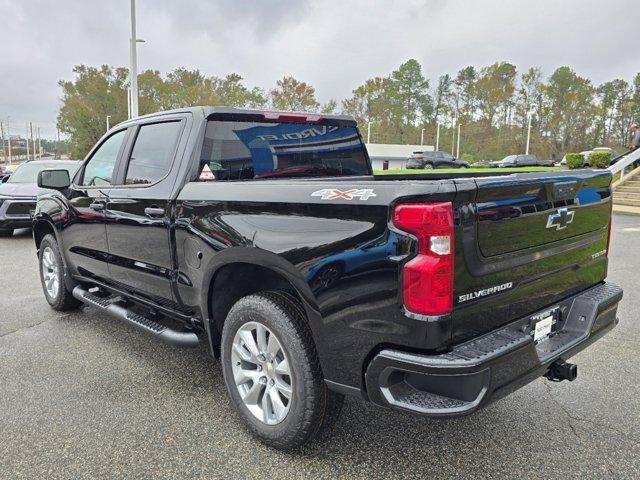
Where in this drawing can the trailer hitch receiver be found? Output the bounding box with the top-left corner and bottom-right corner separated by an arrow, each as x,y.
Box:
544,359 -> 578,382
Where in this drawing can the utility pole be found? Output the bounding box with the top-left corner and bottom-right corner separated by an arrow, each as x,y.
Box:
37,127 -> 42,159
366,121 -> 371,144
456,124 -> 462,159
525,110 -> 534,155
435,123 -> 440,151
129,0 -> 139,118
6,120 -> 12,164
0,122 -> 5,164
420,128 -> 425,146
26,124 -> 30,161
30,122 -> 35,160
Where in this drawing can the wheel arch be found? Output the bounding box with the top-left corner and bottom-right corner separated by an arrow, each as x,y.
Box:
33,218 -> 58,250
199,248 -> 321,358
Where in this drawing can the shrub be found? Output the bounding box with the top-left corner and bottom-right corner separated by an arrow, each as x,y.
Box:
461,153 -> 474,162
589,151 -> 611,169
566,153 -> 585,169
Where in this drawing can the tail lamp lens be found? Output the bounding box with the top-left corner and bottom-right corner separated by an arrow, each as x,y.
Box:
393,202 -> 454,315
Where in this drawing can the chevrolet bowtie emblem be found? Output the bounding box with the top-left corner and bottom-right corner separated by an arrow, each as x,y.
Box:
546,208 -> 574,230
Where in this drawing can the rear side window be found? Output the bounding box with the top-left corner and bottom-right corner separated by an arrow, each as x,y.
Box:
199,121 -> 370,181
124,121 -> 182,185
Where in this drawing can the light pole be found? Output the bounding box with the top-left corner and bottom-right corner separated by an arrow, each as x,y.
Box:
435,122 -> 440,151
106,115 -> 112,131
130,0 -> 139,118
367,121 -> 371,144
525,110 -> 535,155
129,0 -> 145,118
451,120 -> 456,156
420,128 -> 425,146
456,123 -> 461,159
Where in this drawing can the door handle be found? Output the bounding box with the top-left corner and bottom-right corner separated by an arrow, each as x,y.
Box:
144,207 -> 165,218
89,202 -> 105,211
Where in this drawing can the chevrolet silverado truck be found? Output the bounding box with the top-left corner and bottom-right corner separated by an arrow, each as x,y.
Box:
32,107 -> 622,450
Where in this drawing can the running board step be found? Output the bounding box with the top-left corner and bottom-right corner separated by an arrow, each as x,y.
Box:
72,286 -> 199,348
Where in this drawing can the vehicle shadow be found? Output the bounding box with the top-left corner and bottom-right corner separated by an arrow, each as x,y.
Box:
67,303 -> 578,477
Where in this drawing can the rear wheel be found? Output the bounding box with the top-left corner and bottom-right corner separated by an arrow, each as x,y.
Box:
38,234 -> 81,311
0,229 -> 13,237
221,291 -> 343,450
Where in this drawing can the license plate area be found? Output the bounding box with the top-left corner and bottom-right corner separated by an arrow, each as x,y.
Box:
530,306 -> 560,343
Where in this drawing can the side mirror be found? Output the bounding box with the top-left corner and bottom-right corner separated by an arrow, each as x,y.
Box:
1,175 -> 9,183
38,169 -> 70,190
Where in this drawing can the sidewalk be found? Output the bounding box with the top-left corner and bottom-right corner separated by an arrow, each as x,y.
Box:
613,204 -> 640,216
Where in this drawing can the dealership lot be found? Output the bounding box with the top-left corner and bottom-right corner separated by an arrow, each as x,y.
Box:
1,215 -> 639,479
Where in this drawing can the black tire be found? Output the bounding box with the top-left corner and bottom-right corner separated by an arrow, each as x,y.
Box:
0,229 -> 13,237
38,234 -> 82,311
221,291 -> 343,450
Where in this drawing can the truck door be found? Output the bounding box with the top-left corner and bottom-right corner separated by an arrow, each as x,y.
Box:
105,118 -> 186,302
62,128 -> 129,282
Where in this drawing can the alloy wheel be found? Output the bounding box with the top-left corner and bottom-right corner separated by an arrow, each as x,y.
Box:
231,321 -> 293,425
41,246 -> 60,299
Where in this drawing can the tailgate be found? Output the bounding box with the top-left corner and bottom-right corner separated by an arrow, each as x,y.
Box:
451,169 -> 612,343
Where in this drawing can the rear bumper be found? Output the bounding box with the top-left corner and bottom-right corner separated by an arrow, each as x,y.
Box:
365,282 -> 623,416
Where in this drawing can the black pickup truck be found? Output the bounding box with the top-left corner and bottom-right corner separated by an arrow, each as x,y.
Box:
32,107 -> 622,450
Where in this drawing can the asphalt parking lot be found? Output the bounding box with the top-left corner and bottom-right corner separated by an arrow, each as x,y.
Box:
1,215 -> 639,479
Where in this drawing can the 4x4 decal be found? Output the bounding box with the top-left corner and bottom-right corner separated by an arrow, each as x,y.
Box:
311,188 -> 377,201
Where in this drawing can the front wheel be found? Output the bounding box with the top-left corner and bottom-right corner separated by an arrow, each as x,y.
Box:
423,163 -> 434,170
38,234 -> 81,311
221,291 -> 343,450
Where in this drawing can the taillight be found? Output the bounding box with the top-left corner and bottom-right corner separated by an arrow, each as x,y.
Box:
393,202 -> 454,316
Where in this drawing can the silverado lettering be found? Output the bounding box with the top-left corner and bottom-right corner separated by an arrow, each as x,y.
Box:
458,282 -> 514,303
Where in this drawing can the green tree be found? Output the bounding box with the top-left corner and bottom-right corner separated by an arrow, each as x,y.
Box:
475,62 -> 517,127
57,65 -> 129,158
341,77 -> 391,125
541,66 -> 595,153
320,99 -> 338,114
211,73 -> 266,108
269,76 -> 320,111
388,59 -> 433,124
433,74 -> 453,124
454,66 -> 477,121
594,79 -> 628,145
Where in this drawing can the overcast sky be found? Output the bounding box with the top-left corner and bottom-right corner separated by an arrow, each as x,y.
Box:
1,0 -> 638,139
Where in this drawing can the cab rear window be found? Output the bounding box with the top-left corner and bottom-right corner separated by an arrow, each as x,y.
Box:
199,121 -> 370,181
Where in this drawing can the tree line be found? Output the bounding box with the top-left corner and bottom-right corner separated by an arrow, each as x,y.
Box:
58,61 -> 640,160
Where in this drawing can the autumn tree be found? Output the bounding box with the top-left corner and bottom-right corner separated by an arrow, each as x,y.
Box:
269,76 -> 320,111
57,65 -> 129,158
